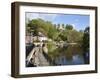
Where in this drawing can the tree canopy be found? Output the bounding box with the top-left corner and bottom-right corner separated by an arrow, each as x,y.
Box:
65,24 -> 73,30
82,27 -> 89,52
26,18 -> 84,43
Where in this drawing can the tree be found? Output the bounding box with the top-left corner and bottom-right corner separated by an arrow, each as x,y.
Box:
65,24 -> 73,30
48,23 -> 59,40
57,24 -> 60,29
26,19 -> 59,41
82,27 -> 89,52
59,31 -> 68,41
27,19 -> 49,36
61,29 -> 83,43
62,24 -> 65,28
82,27 -> 89,64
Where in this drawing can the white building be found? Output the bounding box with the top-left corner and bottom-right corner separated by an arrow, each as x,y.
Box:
38,36 -> 48,42
32,32 -> 48,42
38,32 -> 48,42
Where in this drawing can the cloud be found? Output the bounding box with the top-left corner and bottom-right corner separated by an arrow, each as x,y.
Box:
26,12 -> 57,22
39,14 -> 57,22
26,13 -> 39,20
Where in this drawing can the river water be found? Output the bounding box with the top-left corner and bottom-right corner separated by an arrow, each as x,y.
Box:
50,44 -> 89,66
26,43 -> 89,67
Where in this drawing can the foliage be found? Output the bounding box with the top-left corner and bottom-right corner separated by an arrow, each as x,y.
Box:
26,18 -> 89,64
61,29 -> 83,43
26,18 -> 84,44
65,24 -> 73,30
58,31 -> 68,41
26,19 -> 59,41
27,19 -> 49,36
82,27 -> 89,52
47,41 -> 58,58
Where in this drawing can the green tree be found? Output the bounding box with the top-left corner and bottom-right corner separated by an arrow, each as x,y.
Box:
26,18 -> 59,41
48,23 -> 59,40
62,29 -> 83,43
57,24 -> 60,28
65,24 -> 73,30
82,27 -> 89,52
59,31 -> 68,41
27,19 -> 49,36
62,24 -> 65,28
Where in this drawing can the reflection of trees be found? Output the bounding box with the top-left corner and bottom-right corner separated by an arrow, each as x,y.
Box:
47,41 -> 83,61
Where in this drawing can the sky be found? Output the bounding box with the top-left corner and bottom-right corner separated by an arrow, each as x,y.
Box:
26,12 -> 90,31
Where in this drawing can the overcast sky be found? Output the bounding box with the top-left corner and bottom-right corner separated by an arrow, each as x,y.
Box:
26,12 -> 90,31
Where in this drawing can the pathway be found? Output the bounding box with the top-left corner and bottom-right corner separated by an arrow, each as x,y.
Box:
26,46 -> 50,66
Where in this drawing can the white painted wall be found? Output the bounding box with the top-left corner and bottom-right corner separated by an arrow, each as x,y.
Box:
0,0 -> 100,80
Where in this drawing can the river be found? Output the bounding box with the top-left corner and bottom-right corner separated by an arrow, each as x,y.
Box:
48,44 -> 89,66
26,43 -> 89,67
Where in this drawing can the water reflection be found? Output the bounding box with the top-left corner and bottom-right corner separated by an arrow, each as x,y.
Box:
50,44 -> 89,65
26,43 -> 89,67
